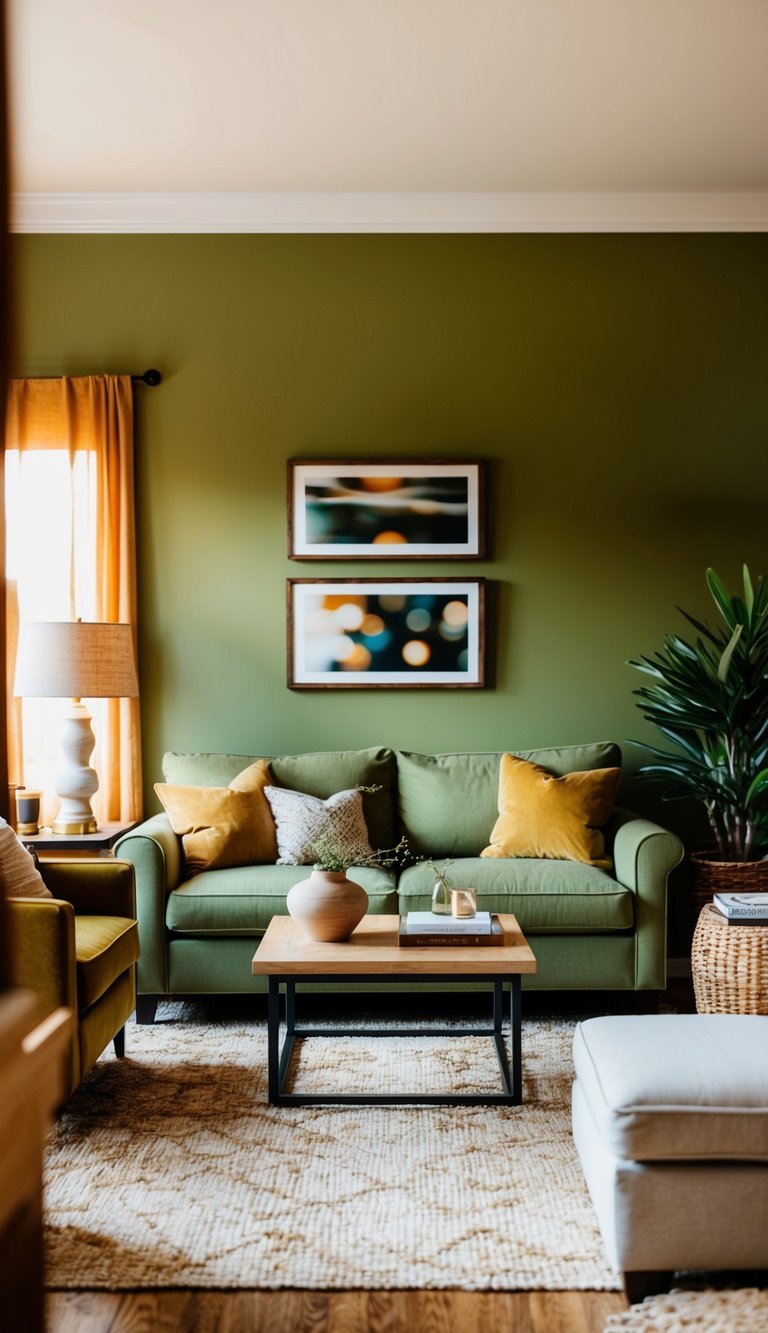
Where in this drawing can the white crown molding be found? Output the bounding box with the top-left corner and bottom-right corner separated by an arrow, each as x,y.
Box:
10,191 -> 768,234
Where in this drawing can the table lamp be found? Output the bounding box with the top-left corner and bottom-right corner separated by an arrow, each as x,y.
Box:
13,620 -> 139,835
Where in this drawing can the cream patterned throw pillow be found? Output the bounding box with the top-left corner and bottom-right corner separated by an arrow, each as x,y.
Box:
0,818 -> 52,897
263,786 -> 375,866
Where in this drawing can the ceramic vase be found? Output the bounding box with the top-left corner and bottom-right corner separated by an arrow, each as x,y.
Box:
286,869 -> 368,942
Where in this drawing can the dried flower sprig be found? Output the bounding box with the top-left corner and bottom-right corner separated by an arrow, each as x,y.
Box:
312,832 -> 412,874
422,857 -> 454,890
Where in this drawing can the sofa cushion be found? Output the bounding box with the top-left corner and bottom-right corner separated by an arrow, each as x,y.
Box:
162,748 -> 396,850
397,857 -> 632,931
573,1014 -> 768,1162
481,755 -> 620,868
396,743 -> 622,857
75,916 -> 141,1010
263,785 -> 375,866
155,760 -> 277,872
166,864 -> 399,935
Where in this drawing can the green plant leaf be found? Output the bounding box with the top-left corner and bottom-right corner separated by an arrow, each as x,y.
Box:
706,567 -> 738,629
717,624 -> 743,683
745,768 -> 768,805
743,564 -> 755,619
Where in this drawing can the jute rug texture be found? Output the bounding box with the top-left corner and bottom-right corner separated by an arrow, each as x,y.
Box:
44,1008 -> 620,1291
605,1286 -> 768,1332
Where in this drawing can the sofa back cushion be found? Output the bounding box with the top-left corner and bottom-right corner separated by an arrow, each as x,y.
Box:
395,743 -> 622,857
162,747 -> 397,851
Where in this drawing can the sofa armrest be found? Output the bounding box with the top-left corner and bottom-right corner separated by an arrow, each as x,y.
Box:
42,859 -> 136,918
7,899 -> 78,1024
114,814 -> 182,995
611,807 -> 685,989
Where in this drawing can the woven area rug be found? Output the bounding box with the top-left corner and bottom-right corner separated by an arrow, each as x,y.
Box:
605,1286 -> 768,1332
44,1005 -> 620,1291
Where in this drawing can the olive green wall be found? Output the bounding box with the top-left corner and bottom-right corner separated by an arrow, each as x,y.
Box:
12,234 -> 768,849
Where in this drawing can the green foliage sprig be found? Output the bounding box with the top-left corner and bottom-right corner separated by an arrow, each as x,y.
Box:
312,832 -> 412,874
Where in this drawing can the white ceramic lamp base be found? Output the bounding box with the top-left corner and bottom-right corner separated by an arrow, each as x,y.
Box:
52,700 -> 99,834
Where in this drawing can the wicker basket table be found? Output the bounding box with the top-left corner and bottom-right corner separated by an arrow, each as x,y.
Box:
692,903 -> 768,1015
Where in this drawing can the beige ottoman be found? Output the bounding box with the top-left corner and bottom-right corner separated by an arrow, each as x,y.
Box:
572,1014 -> 768,1302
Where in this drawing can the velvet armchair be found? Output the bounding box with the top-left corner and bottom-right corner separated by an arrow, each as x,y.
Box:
7,859 -> 139,1098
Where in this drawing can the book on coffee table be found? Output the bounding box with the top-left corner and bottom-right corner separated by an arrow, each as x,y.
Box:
399,914 -> 506,947
405,911 -> 492,934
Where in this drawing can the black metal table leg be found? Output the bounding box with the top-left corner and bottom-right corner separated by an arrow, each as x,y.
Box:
492,979 -> 513,1097
267,977 -> 280,1104
510,975 -> 522,1104
285,979 -> 295,1039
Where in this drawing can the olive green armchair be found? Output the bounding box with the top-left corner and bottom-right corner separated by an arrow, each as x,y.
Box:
7,859 -> 139,1098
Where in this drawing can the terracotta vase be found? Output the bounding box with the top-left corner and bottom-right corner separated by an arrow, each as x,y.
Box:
286,869 -> 368,942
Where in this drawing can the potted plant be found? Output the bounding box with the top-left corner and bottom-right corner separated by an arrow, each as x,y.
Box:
628,564 -> 768,911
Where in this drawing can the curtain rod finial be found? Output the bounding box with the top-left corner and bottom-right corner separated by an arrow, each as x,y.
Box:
139,368 -> 162,387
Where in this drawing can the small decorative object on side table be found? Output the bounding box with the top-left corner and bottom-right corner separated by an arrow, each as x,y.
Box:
20,820 -> 139,861
692,903 -> 768,1014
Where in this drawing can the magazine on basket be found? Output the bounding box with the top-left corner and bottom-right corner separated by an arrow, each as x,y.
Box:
712,893 -> 768,923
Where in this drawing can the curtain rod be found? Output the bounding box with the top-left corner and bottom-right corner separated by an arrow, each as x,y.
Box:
11,368 -> 162,387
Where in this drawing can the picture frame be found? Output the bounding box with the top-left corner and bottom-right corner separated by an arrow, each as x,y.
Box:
288,578 -> 485,689
288,460 -> 485,560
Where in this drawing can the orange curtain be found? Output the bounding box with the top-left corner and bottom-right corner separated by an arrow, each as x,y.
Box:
5,578 -> 21,787
5,376 -> 142,823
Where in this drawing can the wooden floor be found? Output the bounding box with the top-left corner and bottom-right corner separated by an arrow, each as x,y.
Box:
47,1289 -> 628,1332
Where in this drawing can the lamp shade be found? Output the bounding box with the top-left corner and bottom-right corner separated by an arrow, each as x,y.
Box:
14,621 -> 139,699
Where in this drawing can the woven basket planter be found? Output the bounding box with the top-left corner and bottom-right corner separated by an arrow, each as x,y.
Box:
689,851 -> 768,918
692,903 -> 768,1015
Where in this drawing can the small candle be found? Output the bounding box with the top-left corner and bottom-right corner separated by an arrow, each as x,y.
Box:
451,887 -> 477,918
16,788 -> 42,835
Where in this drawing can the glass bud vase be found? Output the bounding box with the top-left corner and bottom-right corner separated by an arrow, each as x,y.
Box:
431,877 -> 452,914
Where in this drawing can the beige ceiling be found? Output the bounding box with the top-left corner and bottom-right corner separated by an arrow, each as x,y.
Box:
8,0 -> 768,228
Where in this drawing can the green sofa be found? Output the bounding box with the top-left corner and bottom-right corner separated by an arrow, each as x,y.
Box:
115,742 -> 684,1023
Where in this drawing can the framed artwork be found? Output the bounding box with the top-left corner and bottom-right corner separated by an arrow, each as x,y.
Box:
288,578 -> 485,689
288,460 -> 485,559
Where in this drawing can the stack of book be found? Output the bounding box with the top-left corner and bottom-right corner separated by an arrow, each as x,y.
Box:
399,910 -> 504,947
712,893 -> 768,926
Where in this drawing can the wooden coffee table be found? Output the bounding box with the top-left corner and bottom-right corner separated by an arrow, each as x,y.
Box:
251,913 -> 536,1107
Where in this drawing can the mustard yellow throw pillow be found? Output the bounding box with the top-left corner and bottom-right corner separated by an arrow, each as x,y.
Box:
481,754 -> 620,868
155,760 -> 277,872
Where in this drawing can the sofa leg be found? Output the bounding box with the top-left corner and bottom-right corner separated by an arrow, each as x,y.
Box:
623,1270 -> 675,1304
113,1026 -> 126,1058
135,994 -> 158,1025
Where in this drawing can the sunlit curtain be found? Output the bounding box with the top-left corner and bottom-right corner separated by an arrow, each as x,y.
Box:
5,376 -> 142,824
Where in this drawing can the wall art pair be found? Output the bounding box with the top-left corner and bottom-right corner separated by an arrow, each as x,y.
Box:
287,461 -> 485,689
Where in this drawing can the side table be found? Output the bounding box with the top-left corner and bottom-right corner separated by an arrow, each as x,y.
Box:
691,903 -> 768,1014
19,821 -> 139,861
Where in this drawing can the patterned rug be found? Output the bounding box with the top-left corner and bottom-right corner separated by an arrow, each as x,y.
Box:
605,1286 -> 768,1332
44,1005 -> 620,1291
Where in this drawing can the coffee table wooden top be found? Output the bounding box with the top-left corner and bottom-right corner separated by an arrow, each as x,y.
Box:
252,913 -> 536,977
